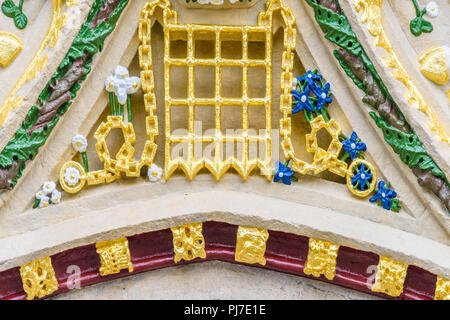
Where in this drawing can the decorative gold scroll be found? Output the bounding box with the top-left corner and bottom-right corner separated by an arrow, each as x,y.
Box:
353,0 -> 449,144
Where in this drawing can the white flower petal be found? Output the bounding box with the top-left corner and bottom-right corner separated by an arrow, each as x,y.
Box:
114,65 -> 129,80
198,0 -> 210,4
51,190 -> 61,204
426,2 -> 439,17
116,87 -> 128,105
39,196 -> 50,208
148,163 -> 163,182
104,75 -> 116,92
126,76 -> 140,94
42,181 -> 56,195
72,134 -> 88,152
35,190 -> 45,200
64,167 -> 80,186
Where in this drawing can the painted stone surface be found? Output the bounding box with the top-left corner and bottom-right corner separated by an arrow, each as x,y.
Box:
0,0 -> 448,300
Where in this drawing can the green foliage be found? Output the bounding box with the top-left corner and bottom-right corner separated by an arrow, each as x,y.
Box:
0,0 -> 130,188
409,0 -> 433,36
369,112 -> 448,186
2,0 -> 27,29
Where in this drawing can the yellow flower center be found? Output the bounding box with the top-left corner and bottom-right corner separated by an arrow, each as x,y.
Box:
133,82 -> 138,88
54,197 -> 59,201
152,170 -> 159,177
76,141 -> 82,148
44,202 -> 49,207
70,174 -> 75,180
109,82 -> 114,89
122,73 -> 126,79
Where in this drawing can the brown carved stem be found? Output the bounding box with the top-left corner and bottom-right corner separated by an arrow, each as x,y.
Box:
0,161 -> 23,190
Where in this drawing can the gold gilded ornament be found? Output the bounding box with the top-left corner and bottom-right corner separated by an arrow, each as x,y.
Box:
354,0 -> 449,144
371,256 -> 407,297
139,0 -> 295,181
434,276 -> 450,300
0,0 -> 68,128
20,256 -> 58,300
303,238 -> 339,280
171,223 -> 206,263
96,238 -> 133,276
418,47 -> 448,85
0,31 -> 23,67
235,226 -> 269,265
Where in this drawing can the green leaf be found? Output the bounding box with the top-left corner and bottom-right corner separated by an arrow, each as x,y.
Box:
1,0 -> 17,18
13,11 -> 27,29
410,17 -> 423,36
420,19 -> 433,33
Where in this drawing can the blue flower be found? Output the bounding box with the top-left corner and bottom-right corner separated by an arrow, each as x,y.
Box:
291,86 -> 314,113
351,162 -> 373,191
296,70 -> 322,88
342,132 -> 367,160
370,181 -> 397,210
312,82 -> 332,110
273,161 -> 295,185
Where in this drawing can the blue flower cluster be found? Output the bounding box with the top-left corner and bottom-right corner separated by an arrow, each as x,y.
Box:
291,71 -> 332,114
342,131 -> 367,161
273,161 -> 295,185
370,181 -> 398,210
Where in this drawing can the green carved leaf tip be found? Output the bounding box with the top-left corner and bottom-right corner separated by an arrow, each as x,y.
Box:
1,0 -> 17,17
13,10 -> 27,29
306,0 -> 362,56
390,199 -> 401,212
369,112 -> 449,186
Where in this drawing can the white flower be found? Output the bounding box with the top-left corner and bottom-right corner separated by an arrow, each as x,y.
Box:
229,0 -> 239,3
105,66 -> 140,105
39,196 -> 50,209
148,163 -> 163,182
211,0 -> 224,4
198,0 -> 210,4
72,134 -> 88,153
426,2 -> 439,17
114,65 -> 129,80
36,190 -> 46,200
51,190 -> 61,204
104,75 -> 116,92
64,166 -> 81,186
42,181 -> 56,195
126,76 -> 140,94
